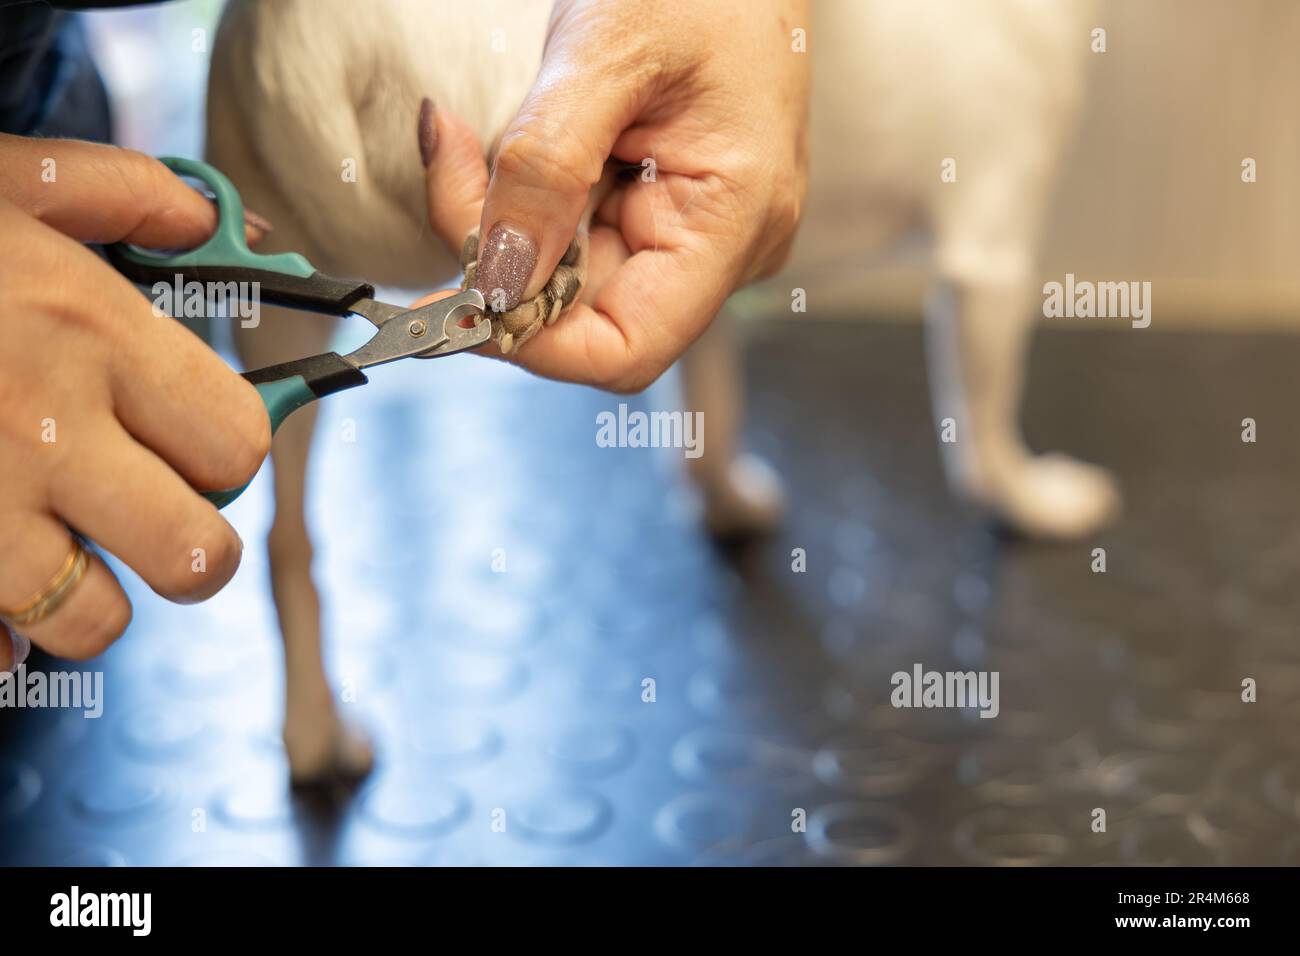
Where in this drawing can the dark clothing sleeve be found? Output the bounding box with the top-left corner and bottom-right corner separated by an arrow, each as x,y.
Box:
1,2 -> 164,8
0,0 -> 149,138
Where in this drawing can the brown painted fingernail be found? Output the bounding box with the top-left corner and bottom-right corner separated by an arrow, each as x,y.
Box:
243,208 -> 274,234
474,222 -> 536,312
418,97 -> 438,168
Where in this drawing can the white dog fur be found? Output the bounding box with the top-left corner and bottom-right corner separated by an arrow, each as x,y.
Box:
206,0 -> 1115,783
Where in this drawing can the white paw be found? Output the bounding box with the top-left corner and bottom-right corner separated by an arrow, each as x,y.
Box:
284,711 -> 375,788
980,452 -> 1121,540
700,453 -> 787,539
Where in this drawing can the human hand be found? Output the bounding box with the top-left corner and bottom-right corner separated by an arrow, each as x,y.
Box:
419,0 -> 810,392
0,135 -> 272,667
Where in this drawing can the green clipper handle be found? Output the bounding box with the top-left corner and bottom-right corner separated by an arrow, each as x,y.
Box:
204,353 -> 369,509
108,156 -> 315,280
104,156 -> 376,315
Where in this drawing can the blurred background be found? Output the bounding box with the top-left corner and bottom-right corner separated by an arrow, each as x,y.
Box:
1,0 -> 1298,866
761,0 -> 1300,325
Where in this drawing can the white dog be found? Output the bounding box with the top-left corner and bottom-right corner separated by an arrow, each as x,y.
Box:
206,0 -> 1114,784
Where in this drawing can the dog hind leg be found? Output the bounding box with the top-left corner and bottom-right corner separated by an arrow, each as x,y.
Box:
924,275 -> 1120,540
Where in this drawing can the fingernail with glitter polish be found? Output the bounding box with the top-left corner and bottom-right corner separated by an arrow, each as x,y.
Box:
474,222 -> 536,313
418,97 -> 438,168
3,625 -> 30,675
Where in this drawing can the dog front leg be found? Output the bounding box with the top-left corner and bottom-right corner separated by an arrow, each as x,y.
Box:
233,311 -> 374,787
680,309 -> 785,538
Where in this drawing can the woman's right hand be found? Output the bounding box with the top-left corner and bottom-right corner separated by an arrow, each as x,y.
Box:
0,135 -> 273,668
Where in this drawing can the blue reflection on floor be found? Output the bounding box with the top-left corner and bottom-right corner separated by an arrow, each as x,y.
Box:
3,334 -> 789,866
4,320 -> 1300,866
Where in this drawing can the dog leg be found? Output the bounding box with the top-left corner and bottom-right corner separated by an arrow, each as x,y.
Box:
924,276 -> 1120,540
232,309 -> 375,786
680,309 -> 785,538
207,16 -> 373,784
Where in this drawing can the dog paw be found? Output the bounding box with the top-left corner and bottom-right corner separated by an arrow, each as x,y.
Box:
284,713 -> 375,789
460,228 -> 586,354
980,452 -> 1121,540
699,453 -> 786,539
